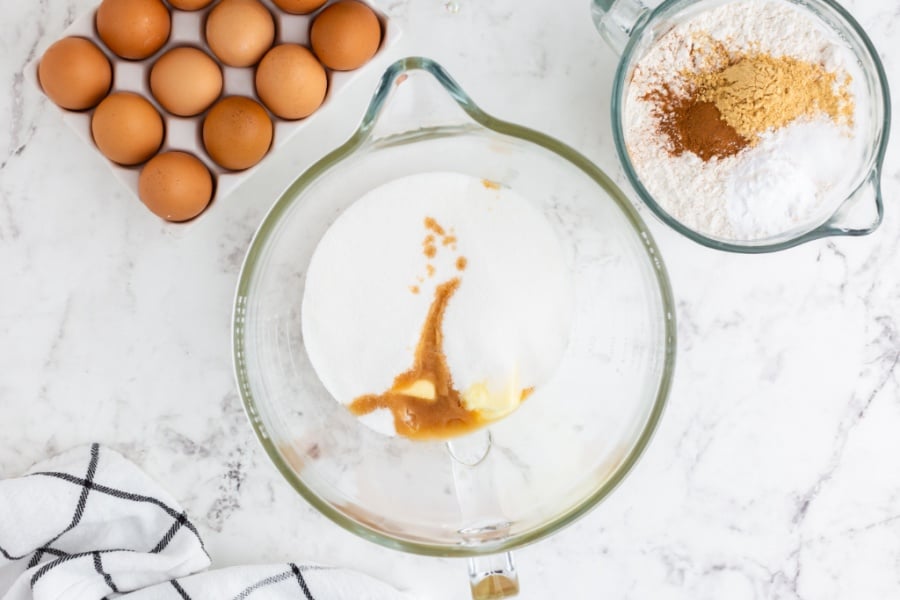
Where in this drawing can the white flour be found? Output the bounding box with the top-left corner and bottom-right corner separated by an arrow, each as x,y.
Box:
301,172 -> 574,437
624,0 -> 869,241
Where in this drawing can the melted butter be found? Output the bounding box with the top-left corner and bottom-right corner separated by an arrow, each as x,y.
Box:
462,379 -> 533,420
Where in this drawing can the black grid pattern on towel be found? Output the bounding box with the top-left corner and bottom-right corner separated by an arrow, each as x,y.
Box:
227,563 -> 320,600
0,444 -> 101,567
290,563 -> 315,600
170,580 -> 192,599
165,565 -> 333,599
30,548 -> 131,587
93,551 -> 120,594
0,444 -> 206,592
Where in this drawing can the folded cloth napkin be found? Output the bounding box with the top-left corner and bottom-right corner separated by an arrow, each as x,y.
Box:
0,444 -> 408,600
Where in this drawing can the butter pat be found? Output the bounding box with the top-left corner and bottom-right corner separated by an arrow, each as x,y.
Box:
461,368 -> 527,420
394,379 -> 436,401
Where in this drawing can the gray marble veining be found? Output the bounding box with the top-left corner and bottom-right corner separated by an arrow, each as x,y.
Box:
1,0 -> 899,598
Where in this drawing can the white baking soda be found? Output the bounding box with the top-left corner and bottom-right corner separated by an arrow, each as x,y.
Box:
624,0 -> 871,241
301,172 -> 574,437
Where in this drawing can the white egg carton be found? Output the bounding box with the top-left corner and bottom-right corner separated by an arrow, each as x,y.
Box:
26,0 -> 399,221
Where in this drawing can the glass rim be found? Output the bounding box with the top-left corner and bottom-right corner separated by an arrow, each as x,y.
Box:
610,0 -> 892,254
232,56 -> 677,557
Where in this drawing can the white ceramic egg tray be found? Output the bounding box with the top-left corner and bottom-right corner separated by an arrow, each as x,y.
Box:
26,0 -> 399,221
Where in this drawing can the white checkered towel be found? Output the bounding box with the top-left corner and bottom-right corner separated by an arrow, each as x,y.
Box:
0,445 -> 409,600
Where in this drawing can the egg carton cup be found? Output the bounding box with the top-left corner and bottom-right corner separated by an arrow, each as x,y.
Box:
26,0 -> 400,224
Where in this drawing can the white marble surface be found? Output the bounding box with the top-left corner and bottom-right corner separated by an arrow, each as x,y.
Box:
1,0 -> 899,598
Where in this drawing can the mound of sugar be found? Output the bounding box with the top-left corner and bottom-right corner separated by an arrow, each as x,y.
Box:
301,171 -> 574,437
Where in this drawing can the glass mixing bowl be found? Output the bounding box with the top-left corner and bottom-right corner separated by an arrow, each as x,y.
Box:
233,57 -> 676,598
592,0 -> 891,253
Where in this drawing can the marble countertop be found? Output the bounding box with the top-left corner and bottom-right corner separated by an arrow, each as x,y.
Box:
2,0 -> 899,598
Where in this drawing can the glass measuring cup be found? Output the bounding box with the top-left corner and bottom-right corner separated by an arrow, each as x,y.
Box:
592,0 -> 891,253
233,57 -> 675,598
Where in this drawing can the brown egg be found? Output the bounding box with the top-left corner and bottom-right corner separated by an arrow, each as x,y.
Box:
38,37 -> 112,111
96,0 -> 171,60
203,96 -> 273,170
150,47 -> 223,116
168,0 -> 214,9
205,0 -> 275,68
91,92 -> 164,165
139,151 -> 213,221
271,0 -> 327,14
255,45 -> 327,120
310,1 -> 381,71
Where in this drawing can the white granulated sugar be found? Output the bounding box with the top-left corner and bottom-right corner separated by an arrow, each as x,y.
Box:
301,172 -> 574,437
624,0 -> 870,241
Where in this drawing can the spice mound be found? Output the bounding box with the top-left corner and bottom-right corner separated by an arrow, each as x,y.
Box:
624,0 -> 869,241
301,172 -> 573,440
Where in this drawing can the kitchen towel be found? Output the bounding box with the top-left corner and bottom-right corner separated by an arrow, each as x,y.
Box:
0,444 -> 408,600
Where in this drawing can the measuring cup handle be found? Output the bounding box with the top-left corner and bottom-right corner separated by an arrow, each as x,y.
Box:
468,552 -> 519,599
590,0 -> 650,55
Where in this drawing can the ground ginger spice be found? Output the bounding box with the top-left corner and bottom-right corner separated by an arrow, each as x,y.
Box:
689,53 -> 855,140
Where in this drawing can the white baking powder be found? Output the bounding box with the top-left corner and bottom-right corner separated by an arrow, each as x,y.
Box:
624,0 -> 870,241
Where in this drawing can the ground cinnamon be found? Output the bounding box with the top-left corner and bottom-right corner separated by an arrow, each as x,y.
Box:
647,86 -> 748,161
